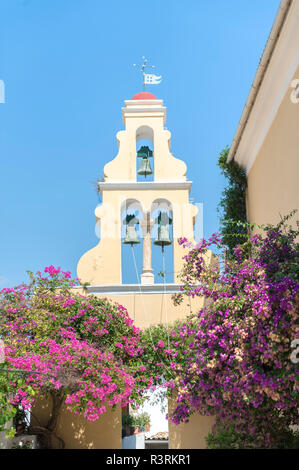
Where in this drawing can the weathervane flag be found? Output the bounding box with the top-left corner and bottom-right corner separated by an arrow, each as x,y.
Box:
144,73 -> 162,85
134,57 -> 162,90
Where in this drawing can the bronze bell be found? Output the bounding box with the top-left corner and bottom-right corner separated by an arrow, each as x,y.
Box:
154,212 -> 173,247
123,214 -> 140,245
137,145 -> 153,178
137,156 -> 153,177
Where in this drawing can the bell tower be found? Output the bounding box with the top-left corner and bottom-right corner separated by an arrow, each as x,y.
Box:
75,90 -> 216,449
77,91 -> 198,287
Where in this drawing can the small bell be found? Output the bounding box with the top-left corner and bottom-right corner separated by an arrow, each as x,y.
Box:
123,214 -> 140,245
137,145 -> 153,178
154,212 -> 173,247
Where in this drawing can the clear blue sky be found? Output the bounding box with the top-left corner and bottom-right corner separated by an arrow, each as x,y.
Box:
0,0 -> 280,287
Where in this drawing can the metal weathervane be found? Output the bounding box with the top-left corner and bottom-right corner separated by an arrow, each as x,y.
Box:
133,56 -> 162,91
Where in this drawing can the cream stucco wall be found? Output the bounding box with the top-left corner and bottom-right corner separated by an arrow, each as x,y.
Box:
246,65 -> 299,229
77,290 -> 204,330
31,397 -> 121,449
77,95 -> 198,286
77,187 -> 196,286
169,412 -> 215,449
104,99 -> 186,182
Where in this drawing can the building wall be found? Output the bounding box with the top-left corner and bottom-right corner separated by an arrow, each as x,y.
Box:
122,434 -> 145,449
77,290 -> 205,330
169,410 -> 215,449
77,188 -> 196,286
77,96 -> 194,287
31,397 -> 121,449
246,65 -> 299,229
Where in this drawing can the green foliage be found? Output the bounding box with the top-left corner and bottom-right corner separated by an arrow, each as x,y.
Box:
14,406 -> 29,429
217,146 -> 247,254
139,321 -> 190,388
122,412 -> 134,427
137,411 -> 151,427
122,411 -> 151,432
207,422 -> 299,449
0,365 -> 24,436
206,422 -> 254,449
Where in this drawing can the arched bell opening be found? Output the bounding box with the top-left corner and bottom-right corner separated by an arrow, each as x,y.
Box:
136,126 -> 154,182
151,199 -> 174,284
121,199 -> 144,284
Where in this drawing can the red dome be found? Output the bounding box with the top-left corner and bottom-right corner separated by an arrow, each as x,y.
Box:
131,91 -> 157,100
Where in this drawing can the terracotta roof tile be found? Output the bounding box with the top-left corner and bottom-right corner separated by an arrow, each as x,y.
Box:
145,432 -> 168,441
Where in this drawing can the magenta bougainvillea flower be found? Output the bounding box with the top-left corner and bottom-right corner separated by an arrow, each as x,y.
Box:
167,221 -> 299,448
140,219 -> 299,448
1,218 -> 298,448
0,268 -> 151,445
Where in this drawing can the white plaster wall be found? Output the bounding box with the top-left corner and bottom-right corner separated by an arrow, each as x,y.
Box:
122,434 -> 145,449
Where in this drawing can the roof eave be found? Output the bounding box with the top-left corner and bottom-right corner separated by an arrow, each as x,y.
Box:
228,0 -> 293,163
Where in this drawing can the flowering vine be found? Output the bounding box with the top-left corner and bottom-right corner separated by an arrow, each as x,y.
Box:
0,268 -> 147,448
140,216 -> 299,448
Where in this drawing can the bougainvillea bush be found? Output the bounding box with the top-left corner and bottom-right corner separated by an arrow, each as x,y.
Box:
166,218 -> 299,448
0,268 -> 147,448
139,218 -> 299,448
1,217 -> 298,449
